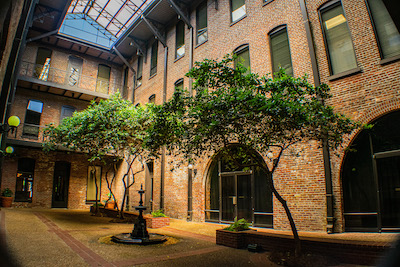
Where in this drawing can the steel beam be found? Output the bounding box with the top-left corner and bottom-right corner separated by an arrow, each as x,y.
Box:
142,16 -> 167,47
166,0 -> 192,28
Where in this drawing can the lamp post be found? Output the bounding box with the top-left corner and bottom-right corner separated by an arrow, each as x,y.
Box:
0,116 -> 20,133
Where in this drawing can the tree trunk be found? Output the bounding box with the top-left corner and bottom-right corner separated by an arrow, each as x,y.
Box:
266,172 -> 301,257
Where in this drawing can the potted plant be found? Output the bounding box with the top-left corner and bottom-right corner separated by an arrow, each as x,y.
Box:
216,217 -> 254,249
146,209 -> 170,228
1,188 -> 13,207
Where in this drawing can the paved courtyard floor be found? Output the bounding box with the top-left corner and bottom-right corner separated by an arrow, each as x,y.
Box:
0,208 -> 398,267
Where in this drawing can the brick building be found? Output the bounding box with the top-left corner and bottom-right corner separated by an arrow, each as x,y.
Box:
1,0 -> 400,234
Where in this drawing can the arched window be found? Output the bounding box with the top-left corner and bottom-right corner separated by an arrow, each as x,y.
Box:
174,78 -> 184,91
269,25 -> 293,76
233,45 -> 250,74
342,110 -> 400,231
149,94 -> 156,104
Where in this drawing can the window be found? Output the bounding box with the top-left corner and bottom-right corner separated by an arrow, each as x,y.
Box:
66,56 -> 83,87
87,166 -> 101,202
269,26 -> 293,76
175,79 -> 184,91
15,158 -> 35,202
320,1 -> 358,75
137,56 -> 143,87
60,106 -> 76,122
150,41 -> 158,76
35,48 -> 52,81
196,2 -> 208,45
366,0 -> 400,60
176,20 -> 185,58
234,45 -> 250,74
123,67 -> 129,98
96,64 -> 111,93
149,94 -> 156,104
22,100 -> 43,138
231,0 -> 246,23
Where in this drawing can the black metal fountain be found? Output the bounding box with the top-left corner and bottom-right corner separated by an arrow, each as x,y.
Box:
111,184 -> 167,244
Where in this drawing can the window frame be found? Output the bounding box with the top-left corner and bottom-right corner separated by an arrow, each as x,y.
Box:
364,0 -> 400,64
137,55 -> 143,87
174,78 -> 184,91
175,20 -> 185,59
269,25 -> 294,77
60,105 -> 76,123
149,94 -> 156,104
230,0 -> 246,24
22,99 -> 43,138
196,1 -> 208,45
150,41 -> 158,77
96,64 -> 111,94
318,0 -> 360,77
233,44 -> 251,73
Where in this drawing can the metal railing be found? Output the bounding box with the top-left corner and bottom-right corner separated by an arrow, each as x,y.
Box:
19,61 -> 126,96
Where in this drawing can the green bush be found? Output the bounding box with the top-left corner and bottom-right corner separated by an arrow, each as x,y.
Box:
1,188 -> 13,197
151,209 -> 167,217
225,217 -> 251,232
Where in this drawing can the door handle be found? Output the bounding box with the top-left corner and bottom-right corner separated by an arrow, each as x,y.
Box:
232,196 -> 237,205
395,188 -> 400,192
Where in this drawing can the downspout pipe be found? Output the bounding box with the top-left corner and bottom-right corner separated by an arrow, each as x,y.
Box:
160,46 -> 168,210
298,0 -> 335,233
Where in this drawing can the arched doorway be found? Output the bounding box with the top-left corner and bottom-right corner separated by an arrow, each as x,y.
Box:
342,110 -> 400,232
205,146 -> 273,227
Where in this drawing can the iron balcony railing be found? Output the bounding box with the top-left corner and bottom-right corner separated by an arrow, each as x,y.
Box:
19,61 -> 127,96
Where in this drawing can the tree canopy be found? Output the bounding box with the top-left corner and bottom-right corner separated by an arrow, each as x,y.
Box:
145,54 -> 361,256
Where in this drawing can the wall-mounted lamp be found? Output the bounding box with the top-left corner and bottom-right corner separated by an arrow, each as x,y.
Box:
5,146 -> 14,154
0,116 -> 20,134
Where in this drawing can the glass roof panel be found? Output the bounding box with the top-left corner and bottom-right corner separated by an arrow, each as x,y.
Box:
59,0 -> 155,48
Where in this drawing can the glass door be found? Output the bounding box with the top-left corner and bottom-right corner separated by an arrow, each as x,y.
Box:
221,173 -> 252,222
221,175 -> 235,221
376,156 -> 400,229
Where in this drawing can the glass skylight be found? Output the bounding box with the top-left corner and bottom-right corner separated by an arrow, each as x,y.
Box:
59,0 -> 155,48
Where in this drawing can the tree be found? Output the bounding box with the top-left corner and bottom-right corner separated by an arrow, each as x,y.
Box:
145,55 -> 361,256
43,93 -> 154,218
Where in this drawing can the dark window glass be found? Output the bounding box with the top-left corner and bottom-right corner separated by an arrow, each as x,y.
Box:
149,94 -> 155,104
35,48 -> 52,81
176,20 -> 185,58
150,41 -> 158,76
22,100 -> 43,138
231,0 -> 246,22
60,106 -> 76,123
15,158 -> 35,202
234,46 -> 250,74
367,0 -> 400,59
137,56 -> 143,86
196,2 -> 208,44
67,56 -> 83,87
174,79 -> 183,91
96,64 -> 111,94
320,3 -> 357,74
122,67 -> 129,98
270,27 -> 293,76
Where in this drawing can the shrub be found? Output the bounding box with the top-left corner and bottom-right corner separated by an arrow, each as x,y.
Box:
1,188 -> 13,197
225,217 -> 251,232
151,209 -> 167,217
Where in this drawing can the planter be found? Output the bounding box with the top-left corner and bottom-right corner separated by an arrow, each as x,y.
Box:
216,229 -> 255,249
105,202 -> 115,209
0,196 -> 13,207
146,216 -> 170,229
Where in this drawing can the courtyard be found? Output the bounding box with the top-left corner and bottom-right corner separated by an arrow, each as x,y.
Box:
0,208 -> 398,266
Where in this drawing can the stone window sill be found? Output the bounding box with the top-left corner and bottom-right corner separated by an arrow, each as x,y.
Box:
380,54 -> 400,65
327,67 -> 362,81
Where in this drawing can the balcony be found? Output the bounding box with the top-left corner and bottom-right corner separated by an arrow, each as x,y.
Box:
17,61 -> 128,101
